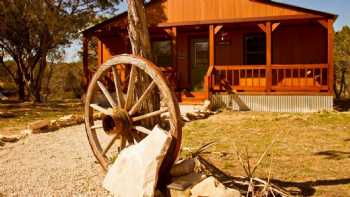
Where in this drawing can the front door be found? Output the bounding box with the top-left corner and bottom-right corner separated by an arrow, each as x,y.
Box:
190,38 -> 209,91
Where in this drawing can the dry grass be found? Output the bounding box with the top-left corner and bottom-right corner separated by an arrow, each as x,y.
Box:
0,99 -> 83,135
182,111 -> 350,196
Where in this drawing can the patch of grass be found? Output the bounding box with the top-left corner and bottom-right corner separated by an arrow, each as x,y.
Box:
182,111 -> 350,196
0,99 -> 83,135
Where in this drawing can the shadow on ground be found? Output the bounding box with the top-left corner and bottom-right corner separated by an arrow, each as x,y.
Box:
334,99 -> 350,112
315,150 -> 350,160
198,156 -> 350,196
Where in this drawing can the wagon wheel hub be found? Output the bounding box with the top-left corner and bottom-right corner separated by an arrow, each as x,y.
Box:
102,108 -> 132,136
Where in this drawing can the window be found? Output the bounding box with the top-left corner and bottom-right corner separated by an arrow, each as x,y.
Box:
244,34 -> 266,65
151,40 -> 172,67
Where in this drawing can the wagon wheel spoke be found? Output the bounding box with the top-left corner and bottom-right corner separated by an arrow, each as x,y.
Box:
125,65 -> 137,110
132,107 -> 168,122
102,134 -> 119,156
97,81 -> 116,108
91,124 -> 103,130
129,131 -> 142,143
133,126 -> 151,135
119,137 -> 126,152
112,66 -> 124,108
128,81 -> 156,116
90,104 -> 113,116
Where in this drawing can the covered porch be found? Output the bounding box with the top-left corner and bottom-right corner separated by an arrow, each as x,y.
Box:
82,17 -> 334,104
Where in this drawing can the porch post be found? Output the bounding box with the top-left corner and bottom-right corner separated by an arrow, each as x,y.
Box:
205,25 -> 215,95
83,34 -> 90,87
209,25 -> 215,67
171,27 -> 177,69
265,21 -> 272,92
327,19 -> 334,95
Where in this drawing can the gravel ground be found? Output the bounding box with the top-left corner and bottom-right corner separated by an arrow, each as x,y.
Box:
0,124 -> 111,197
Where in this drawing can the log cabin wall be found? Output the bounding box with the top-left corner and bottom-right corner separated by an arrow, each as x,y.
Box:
272,23 -> 327,64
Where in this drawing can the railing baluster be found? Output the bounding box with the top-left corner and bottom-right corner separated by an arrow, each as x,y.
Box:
298,65 -> 301,87
283,69 -> 286,87
258,69 -> 261,88
320,66 -> 323,86
313,67 -> 315,86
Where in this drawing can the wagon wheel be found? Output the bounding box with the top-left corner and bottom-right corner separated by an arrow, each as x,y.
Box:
84,54 -> 182,173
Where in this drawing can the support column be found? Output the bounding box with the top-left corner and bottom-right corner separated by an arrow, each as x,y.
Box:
265,21 -> 272,92
205,25 -> 215,95
83,35 -> 90,86
171,27 -> 177,88
327,19 -> 334,95
209,25 -> 215,67
171,27 -> 177,69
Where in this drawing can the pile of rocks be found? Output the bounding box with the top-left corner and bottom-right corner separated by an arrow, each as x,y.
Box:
182,100 -> 220,122
167,158 -> 241,197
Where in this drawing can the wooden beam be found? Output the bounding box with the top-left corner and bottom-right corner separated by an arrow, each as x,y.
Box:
214,25 -> 223,35
327,19 -> 334,95
209,25 -> 215,66
206,25 -> 215,93
272,23 -> 280,32
257,23 -> 266,32
157,14 -> 324,27
171,27 -> 177,70
266,21 -> 272,92
317,19 -> 328,29
83,36 -> 89,86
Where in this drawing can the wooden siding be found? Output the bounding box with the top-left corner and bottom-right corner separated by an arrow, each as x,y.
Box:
164,0 -> 308,24
97,36 -> 129,66
273,23 -> 327,64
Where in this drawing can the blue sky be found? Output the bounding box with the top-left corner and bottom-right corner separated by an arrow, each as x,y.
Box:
64,0 -> 349,62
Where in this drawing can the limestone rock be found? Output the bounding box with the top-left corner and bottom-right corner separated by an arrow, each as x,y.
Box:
29,119 -> 50,133
103,125 -> 172,197
0,135 -> 20,143
170,159 -> 196,177
190,176 -> 241,197
168,172 -> 206,197
0,139 -> 4,146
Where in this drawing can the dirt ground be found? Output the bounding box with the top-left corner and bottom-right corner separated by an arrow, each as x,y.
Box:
0,110 -> 350,196
0,124 -> 110,196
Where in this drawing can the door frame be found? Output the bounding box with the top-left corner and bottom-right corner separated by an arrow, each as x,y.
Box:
188,35 -> 209,90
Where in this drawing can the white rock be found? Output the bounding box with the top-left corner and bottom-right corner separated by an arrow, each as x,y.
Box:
190,176 -> 241,197
58,114 -> 74,121
103,125 -> 172,197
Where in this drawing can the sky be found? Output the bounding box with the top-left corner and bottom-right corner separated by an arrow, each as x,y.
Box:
64,0 -> 350,62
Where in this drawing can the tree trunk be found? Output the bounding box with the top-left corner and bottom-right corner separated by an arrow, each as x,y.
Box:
127,0 -> 160,128
16,71 -> 25,101
334,70 -> 346,99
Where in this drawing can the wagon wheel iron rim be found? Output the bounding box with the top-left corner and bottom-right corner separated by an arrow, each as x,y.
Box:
84,54 -> 182,173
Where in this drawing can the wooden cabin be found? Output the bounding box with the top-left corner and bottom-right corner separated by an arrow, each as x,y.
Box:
82,0 -> 337,112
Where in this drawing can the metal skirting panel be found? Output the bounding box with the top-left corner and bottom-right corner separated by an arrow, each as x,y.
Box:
210,94 -> 333,112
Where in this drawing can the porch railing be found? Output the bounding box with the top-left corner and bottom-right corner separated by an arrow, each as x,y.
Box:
208,64 -> 329,92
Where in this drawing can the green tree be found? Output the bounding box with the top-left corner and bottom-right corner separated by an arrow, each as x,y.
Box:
0,0 -> 120,102
334,25 -> 350,99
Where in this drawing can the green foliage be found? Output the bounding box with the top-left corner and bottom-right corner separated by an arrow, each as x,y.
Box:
334,26 -> 350,98
0,0 -> 120,102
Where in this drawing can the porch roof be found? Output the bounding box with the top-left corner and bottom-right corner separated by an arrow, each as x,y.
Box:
82,0 -> 337,36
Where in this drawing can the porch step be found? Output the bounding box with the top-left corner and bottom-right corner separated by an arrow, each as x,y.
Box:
177,91 -> 208,104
